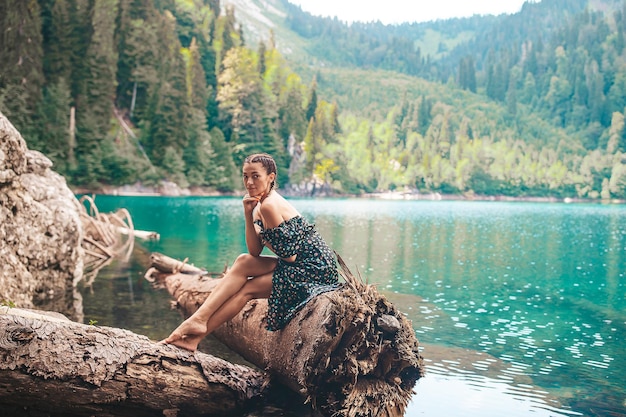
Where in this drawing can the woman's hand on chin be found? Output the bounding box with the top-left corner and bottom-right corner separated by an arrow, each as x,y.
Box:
243,193 -> 262,213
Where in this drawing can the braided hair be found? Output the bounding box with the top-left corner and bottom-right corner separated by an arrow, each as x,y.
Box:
244,153 -> 277,190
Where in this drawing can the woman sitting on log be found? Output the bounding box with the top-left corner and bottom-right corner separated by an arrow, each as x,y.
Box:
162,153 -> 341,351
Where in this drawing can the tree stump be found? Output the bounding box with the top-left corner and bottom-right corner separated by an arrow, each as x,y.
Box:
146,253 -> 425,417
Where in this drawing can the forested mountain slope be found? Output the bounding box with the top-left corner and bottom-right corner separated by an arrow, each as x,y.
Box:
227,0 -> 626,198
0,0 -> 625,199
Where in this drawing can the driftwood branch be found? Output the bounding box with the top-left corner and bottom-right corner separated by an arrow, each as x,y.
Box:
0,307 -> 267,416
146,253 -> 424,417
149,252 -> 208,275
78,195 -> 159,285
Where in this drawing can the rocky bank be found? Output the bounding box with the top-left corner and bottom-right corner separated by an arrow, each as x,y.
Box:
0,111 -> 84,317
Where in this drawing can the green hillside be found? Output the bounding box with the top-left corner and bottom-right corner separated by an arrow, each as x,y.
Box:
227,0 -> 626,198
1,0 -> 625,199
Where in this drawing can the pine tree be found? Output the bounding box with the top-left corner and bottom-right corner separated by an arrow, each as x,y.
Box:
144,10 -> 189,169
506,73 -> 518,117
0,0 -> 44,136
257,41 -> 267,76
67,0 -> 92,99
73,0 -> 120,184
330,101 -> 341,134
216,46 -> 267,162
120,2 -> 164,124
35,78 -> 73,174
40,0 -> 73,83
184,109 -> 216,187
458,55 -> 476,93
278,74 -> 307,143
116,0 -> 166,118
305,77 -> 318,123
606,111 -> 624,154
115,1 -> 134,106
585,59 -> 606,126
83,0 -> 119,130
417,95 -> 432,136
303,118 -> 317,175
161,146 -> 188,187
214,5 -> 240,71
209,127 -> 238,191
187,38 -> 209,112
197,18 -> 219,127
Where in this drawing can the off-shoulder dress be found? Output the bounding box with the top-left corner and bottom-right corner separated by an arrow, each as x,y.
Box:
255,215 -> 340,331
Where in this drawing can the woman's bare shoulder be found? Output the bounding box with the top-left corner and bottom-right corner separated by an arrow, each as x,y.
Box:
260,193 -> 299,224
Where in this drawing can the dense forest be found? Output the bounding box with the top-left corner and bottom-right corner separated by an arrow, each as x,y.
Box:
0,0 -> 336,192
1,0 -> 625,199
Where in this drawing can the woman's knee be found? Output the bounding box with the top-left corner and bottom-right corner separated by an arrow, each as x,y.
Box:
228,254 -> 277,283
232,253 -> 255,268
232,253 -> 276,274
228,254 -> 251,276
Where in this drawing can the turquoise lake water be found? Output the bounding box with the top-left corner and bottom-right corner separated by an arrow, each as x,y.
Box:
80,195 -> 626,417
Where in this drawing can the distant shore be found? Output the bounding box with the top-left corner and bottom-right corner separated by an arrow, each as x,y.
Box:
72,182 -> 625,204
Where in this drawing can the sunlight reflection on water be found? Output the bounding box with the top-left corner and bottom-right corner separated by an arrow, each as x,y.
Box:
403,342 -> 583,417
407,371 -> 582,417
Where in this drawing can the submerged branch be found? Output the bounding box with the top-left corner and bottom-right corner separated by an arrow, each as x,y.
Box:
77,195 -> 158,283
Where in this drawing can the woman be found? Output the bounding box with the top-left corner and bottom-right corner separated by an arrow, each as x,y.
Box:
162,153 -> 340,351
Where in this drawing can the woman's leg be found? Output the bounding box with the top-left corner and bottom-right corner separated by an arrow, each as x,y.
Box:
162,254 -> 276,350
164,272 -> 273,351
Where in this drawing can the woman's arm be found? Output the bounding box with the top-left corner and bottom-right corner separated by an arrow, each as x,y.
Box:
243,196 -> 264,256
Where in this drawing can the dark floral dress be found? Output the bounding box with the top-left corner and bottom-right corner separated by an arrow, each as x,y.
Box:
255,215 -> 340,331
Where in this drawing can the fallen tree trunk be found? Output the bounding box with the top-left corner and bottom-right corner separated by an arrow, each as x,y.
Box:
0,306 -> 267,416
146,253 -> 424,417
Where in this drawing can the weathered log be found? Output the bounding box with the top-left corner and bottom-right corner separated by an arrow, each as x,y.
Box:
0,307 -> 267,416
146,253 -> 424,417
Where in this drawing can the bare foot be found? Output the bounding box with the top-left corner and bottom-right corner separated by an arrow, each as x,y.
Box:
160,317 -> 208,352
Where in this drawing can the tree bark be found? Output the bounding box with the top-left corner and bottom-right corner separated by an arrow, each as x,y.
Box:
146,253 -> 425,417
0,307 -> 267,417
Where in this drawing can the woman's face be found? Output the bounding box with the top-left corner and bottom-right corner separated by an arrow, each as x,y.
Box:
243,162 -> 275,197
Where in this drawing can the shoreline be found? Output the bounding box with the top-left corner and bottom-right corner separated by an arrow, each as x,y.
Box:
72,183 -> 625,204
